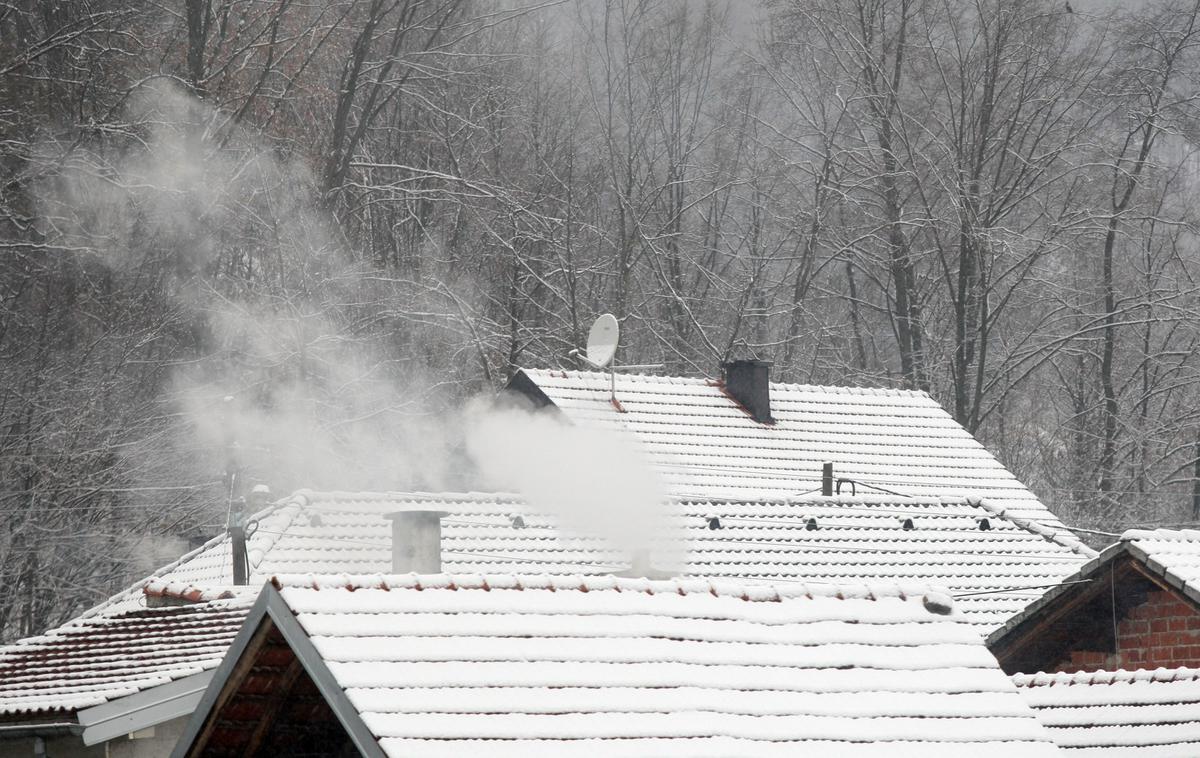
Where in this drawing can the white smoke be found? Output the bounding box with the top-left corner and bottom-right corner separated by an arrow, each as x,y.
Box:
465,400 -> 668,553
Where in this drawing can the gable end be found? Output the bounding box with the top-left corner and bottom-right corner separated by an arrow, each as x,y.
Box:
991,554 -> 1200,674
171,585 -> 384,758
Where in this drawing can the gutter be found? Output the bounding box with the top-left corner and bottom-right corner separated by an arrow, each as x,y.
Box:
0,722 -> 80,739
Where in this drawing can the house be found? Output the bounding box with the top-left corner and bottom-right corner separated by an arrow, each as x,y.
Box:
984,530 -> 1200,756
170,574 -> 1062,757
138,489 -> 1093,632
0,486 -> 1089,755
0,582 -> 254,758
987,529 -> 1200,674
1012,667 -> 1200,756
506,363 -> 1064,525
0,361 -> 1093,755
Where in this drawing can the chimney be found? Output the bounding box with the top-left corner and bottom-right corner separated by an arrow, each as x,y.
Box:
229,497 -> 248,586
228,484 -> 271,586
384,509 -> 448,573
721,358 -> 773,424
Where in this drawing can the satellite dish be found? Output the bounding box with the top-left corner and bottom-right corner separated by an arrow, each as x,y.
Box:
586,313 -> 619,368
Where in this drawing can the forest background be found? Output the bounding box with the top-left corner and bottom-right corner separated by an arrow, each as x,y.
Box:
3,0 -> 1199,640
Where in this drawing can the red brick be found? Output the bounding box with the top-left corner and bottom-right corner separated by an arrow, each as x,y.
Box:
1126,620 -> 1151,636
1054,587 -> 1200,671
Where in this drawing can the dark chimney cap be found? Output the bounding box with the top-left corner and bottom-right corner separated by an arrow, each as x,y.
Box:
721,358 -> 774,425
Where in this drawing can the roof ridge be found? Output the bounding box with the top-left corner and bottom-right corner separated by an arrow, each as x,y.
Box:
68,497 -> 287,624
296,491 -> 990,508
294,489 -> 525,504
1121,527 -> 1200,542
141,578 -> 255,604
269,572 -> 955,609
1013,666 -> 1200,687
520,367 -> 930,398
677,494 -> 975,506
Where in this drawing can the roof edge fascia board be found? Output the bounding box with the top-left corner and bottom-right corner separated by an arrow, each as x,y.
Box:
169,583 -> 386,758
77,671 -> 213,746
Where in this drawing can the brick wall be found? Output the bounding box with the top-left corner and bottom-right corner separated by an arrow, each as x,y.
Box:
1054,587 -> 1200,672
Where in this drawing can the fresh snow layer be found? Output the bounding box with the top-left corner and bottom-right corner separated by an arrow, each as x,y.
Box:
145,489 -> 1092,633
1014,667 -> 1200,755
274,578 -> 1057,756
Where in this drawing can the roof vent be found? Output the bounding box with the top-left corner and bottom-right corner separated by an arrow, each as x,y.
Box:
978,518 -> 991,531
721,358 -> 773,425
384,509 -> 448,573
805,517 -> 819,531
509,514 -> 526,529
706,514 -> 722,530
901,517 -> 914,531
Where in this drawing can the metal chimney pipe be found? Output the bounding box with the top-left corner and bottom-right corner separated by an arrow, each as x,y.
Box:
822,463 -> 834,496
384,510 -> 448,573
229,497 -> 248,586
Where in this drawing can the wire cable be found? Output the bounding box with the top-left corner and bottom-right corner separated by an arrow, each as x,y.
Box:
952,579 -> 1092,598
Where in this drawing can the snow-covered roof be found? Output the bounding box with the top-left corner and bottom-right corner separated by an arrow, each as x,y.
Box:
0,589 -> 255,717
187,574 -> 1059,757
1118,529 -> 1200,604
989,529 -> 1200,649
146,490 -> 1093,631
1013,667 -> 1200,756
512,368 -> 1063,525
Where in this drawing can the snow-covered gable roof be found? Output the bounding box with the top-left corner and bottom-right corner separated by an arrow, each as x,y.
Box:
0,587 -> 255,717
511,368 -> 1063,525
989,529 -> 1200,652
178,574 -> 1060,757
147,490 -> 1093,631
1118,529 -> 1200,604
1013,667 -> 1200,756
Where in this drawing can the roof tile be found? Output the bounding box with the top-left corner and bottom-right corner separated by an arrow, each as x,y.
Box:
267,576 -> 1059,757
518,368 -> 1061,526
0,594 -> 255,716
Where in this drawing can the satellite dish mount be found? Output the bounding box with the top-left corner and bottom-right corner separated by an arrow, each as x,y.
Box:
568,313 -> 663,411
